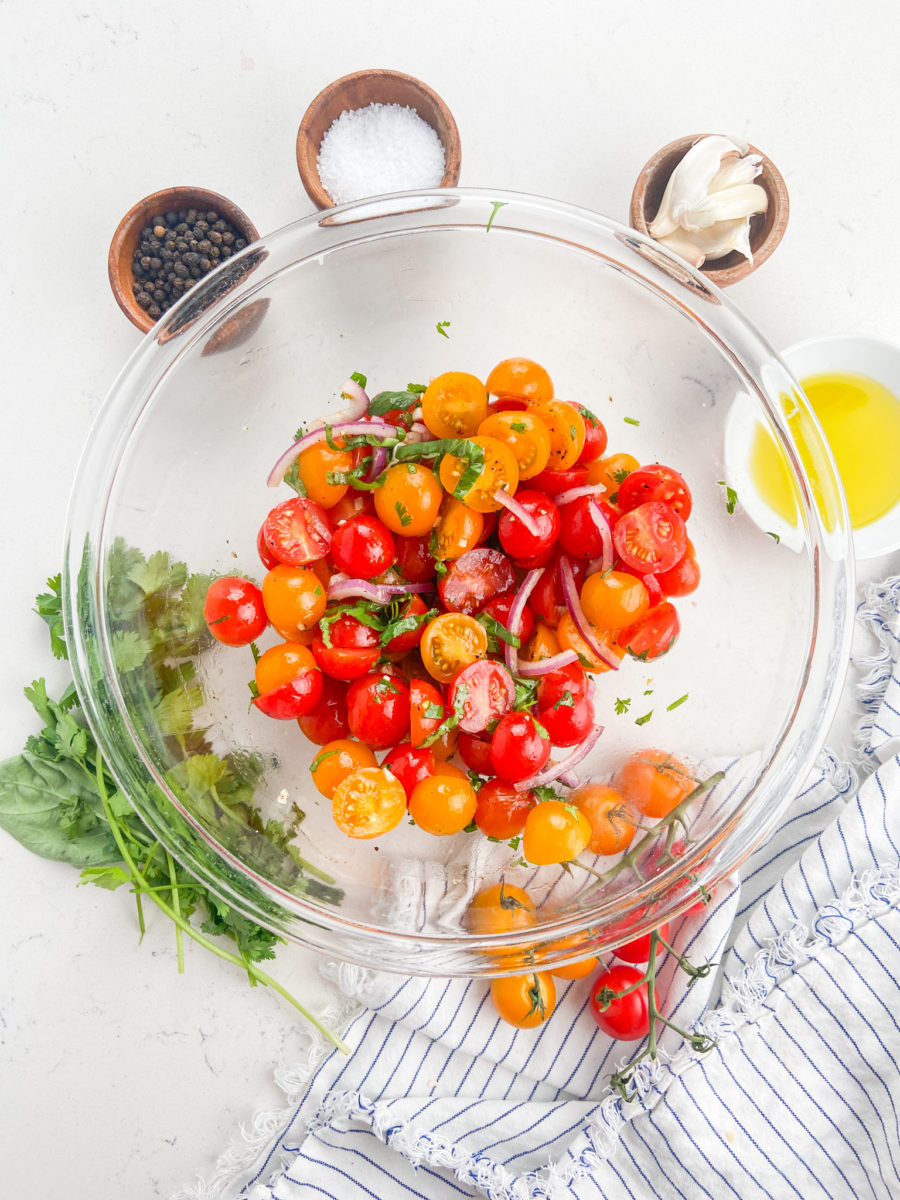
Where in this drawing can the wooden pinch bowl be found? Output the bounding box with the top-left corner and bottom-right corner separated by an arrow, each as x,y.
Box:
296,68 -> 461,209
108,186 -> 259,333
630,134 -> 789,287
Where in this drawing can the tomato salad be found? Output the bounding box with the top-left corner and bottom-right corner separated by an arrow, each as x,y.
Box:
203,358 -> 701,855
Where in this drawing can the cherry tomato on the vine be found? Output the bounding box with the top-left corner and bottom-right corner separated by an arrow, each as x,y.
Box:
613,922 -> 671,964
571,784 -> 637,856
490,711 -> 551,783
204,577 -> 268,646
590,964 -> 657,1040
615,748 -> 696,819
491,971 -> 556,1028
466,881 -> 537,936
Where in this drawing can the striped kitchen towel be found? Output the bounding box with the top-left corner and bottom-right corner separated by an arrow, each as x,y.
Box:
180,576 -> 900,1200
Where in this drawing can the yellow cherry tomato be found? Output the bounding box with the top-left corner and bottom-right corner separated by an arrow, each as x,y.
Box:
523,622 -> 561,661
432,495 -> 484,559
331,767 -> 407,839
477,410 -> 552,481
550,954 -> 602,980
526,400 -> 586,470
466,882 -> 537,936
310,738 -> 378,799
523,800 -> 592,865
420,612 -> 489,683
373,462 -> 444,536
295,441 -> 352,509
433,760 -> 468,781
490,971 -> 556,1028
485,357 -> 554,402
580,571 -> 650,632
262,565 -> 327,640
422,371 -> 489,438
254,641 -> 317,694
586,452 -> 640,489
408,775 -> 477,835
438,436 -> 519,513
557,612 -> 626,673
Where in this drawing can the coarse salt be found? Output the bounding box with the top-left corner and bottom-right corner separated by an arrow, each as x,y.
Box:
317,102 -> 446,205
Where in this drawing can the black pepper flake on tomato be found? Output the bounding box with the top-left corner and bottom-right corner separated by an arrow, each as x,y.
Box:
437,547 -> 515,615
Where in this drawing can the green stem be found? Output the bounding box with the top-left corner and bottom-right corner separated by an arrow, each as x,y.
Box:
94,749 -> 349,1054
165,848 -> 185,974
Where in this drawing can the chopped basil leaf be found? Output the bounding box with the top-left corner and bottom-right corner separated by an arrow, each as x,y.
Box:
767,530 -> 781,543
420,682 -> 469,748
310,748 -> 341,773
367,389 -> 422,417
423,701 -> 444,720
623,416 -> 640,427
666,693 -> 689,711
552,690 -> 575,710
513,676 -> 538,711
283,461 -> 308,497
350,371 -> 367,389
718,480 -> 738,514
635,710 -> 653,726
510,422 -> 527,433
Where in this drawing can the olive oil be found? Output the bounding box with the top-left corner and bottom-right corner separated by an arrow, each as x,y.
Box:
750,371 -> 900,529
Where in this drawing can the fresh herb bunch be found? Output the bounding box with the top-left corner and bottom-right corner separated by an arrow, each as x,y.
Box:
0,551 -> 347,1052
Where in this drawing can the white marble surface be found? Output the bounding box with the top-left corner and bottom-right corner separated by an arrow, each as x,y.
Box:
2,2 -> 899,1195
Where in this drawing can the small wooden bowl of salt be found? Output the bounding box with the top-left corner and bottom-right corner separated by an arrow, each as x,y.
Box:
296,69 -> 461,209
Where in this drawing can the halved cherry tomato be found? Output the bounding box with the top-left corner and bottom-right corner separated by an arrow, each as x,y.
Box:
477,410 -> 551,481
432,495 -> 484,560
556,612 -> 625,673
297,675 -> 349,744
438,436 -> 519,513
656,539 -> 700,596
529,464 -> 589,495
252,668 -> 322,719
613,922 -> 671,964
574,405 -> 609,464
408,774 -> 477,835
615,748 -> 696,818
373,463 -> 444,537
255,642 -> 316,693
490,712 -> 551,783
523,799 -> 591,864
458,732 -> 494,774
557,495 -> 615,560
466,881 -> 537,935
448,660 -> 516,734
331,766 -> 407,839
410,678 -> 446,746
346,673 -> 410,748
329,514 -> 396,579
474,779 -> 535,839
491,972 -> 556,1028
310,738 -> 378,798
618,601 -> 680,661
257,524 -> 280,571
489,396 -> 529,412
527,400 -> 585,470
382,742 -> 436,799
586,451 -> 639,490
591,964 -> 657,1040
481,592 -> 535,648
422,371 -> 489,438
262,565 -> 327,639
394,533 -> 437,583
536,691 -> 594,747
580,570 -> 650,631
420,612 -> 488,684
263,497 -> 332,566
438,547 -> 515,615
617,464 -> 692,520
613,501 -> 687,575
312,614 -> 381,680
572,784 -> 637,855
485,357 -> 554,402
294,440 -> 353,509
382,595 -> 432,657
497,490 -> 560,559
204,577 -> 268,646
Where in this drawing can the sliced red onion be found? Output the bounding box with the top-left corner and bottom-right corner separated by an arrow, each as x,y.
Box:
306,378 -> 371,431
493,489 -> 541,536
516,649 -> 579,677
558,554 -> 621,671
408,421 -> 430,441
503,568 -> 544,676
267,420 -> 399,487
558,771 -> 580,788
327,576 -> 432,604
588,499 -> 614,574
365,445 -> 389,482
514,723 -> 604,791
553,484 -> 609,507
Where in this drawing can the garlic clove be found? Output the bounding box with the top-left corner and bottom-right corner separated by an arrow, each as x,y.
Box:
649,135 -> 746,239
678,183 -> 768,232
708,153 -> 762,193
654,229 -> 708,268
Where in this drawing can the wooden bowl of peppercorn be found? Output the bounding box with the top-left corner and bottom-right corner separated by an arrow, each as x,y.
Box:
108,187 -> 259,333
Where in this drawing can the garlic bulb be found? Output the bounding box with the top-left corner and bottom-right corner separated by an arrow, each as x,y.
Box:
649,136 -> 767,267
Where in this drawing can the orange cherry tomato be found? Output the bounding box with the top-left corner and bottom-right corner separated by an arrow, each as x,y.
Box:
331,766 -> 407,839
420,612 -> 488,684
526,400 -> 585,470
477,410 -> 551,481
433,760 -> 468,781
490,971 -> 556,1028
545,935 -> 603,979
432,495 -> 485,559
556,612 -> 625,673
586,451 -> 640,490
523,800 -> 592,865
295,440 -> 352,509
580,571 -> 650,632
262,565 -> 327,640
466,881 -> 537,936
485,357 -> 554,402
373,463 -> 444,537
408,774 -> 477,835
572,784 -> 637,855
422,371 -> 489,438
310,738 -> 378,799
615,749 -> 697,819
523,622 -> 561,661
410,678 -> 445,747
254,641 -> 317,694
438,436 -> 519,513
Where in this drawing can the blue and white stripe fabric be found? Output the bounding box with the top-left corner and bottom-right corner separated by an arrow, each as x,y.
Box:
219,578 -> 900,1200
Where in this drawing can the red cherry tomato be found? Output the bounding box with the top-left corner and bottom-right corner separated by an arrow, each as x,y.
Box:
257,523 -> 280,571
448,660 -> 516,734
263,497 -> 332,566
510,545 -> 556,571
618,601 -> 681,661
474,779 -> 535,839
490,712 -> 552,783
535,661 -> 588,711
329,491 -> 376,525
330,514 -> 396,579
574,406 -> 608,464
590,964 -> 657,1040
617,464 -> 693,520
346,673 -> 411,748
204,577 -> 268,646
297,676 -> 349,744
613,922 -> 670,964
394,533 -> 437,583
382,742 -> 436,799
383,595 -> 431,656
438,548 -> 515,615
613,501 -> 687,575
557,495 -> 615,560
481,593 -> 535,647
529,465 -> 589,495
496,491 -> 561,560
536,692 -> 595,747
656,539 -> 700,597
488,396 -> 529,412
311,614 -> 381,680
252,668 -> 323,719
619,564 -> 665,607
527,554 -> 587,626
458,731 -> 494,774
410,678 -> 446,747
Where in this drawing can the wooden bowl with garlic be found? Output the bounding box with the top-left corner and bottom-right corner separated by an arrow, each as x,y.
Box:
630,134 -> 789,287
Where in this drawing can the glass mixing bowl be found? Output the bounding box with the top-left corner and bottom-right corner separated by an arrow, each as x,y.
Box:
65,189 -> 853,976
